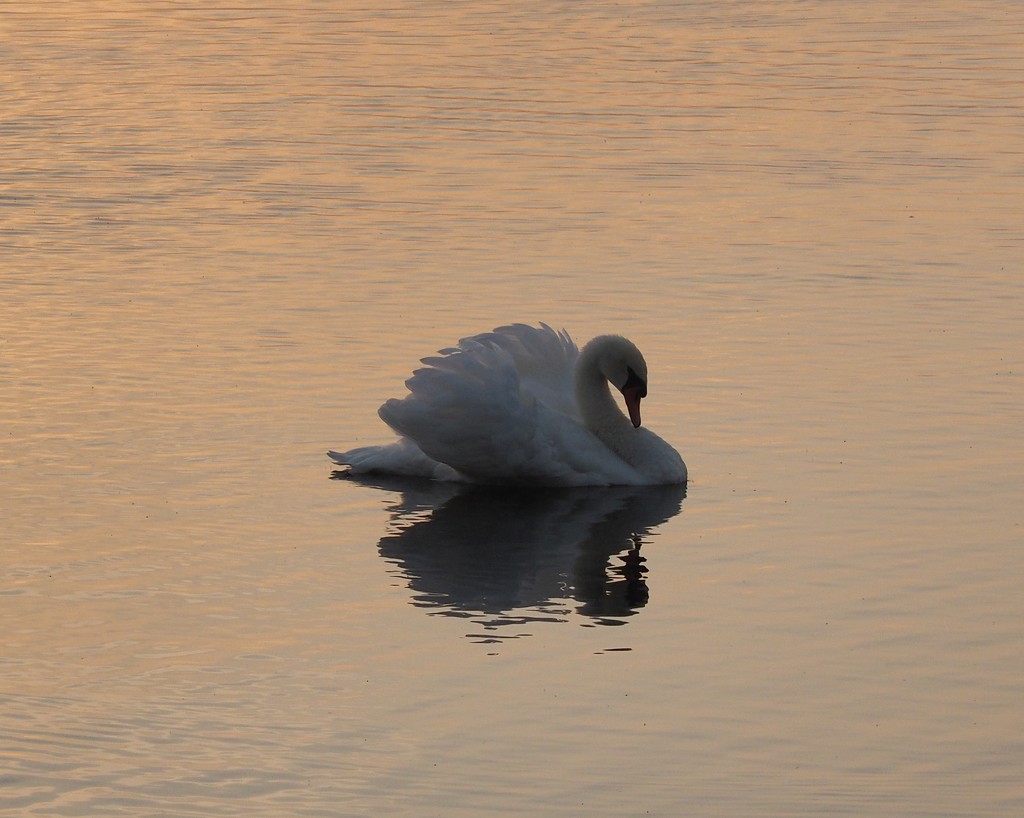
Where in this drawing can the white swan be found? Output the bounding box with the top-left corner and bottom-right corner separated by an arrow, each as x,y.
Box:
328,323 -> 687,487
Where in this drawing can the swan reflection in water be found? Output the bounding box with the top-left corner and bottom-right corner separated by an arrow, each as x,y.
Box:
335,472 -> 686,643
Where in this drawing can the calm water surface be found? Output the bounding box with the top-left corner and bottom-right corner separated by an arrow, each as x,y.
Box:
3,2 -> 1023,816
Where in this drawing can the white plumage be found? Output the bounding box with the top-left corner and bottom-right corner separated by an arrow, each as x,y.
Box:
328,323 -> 687,486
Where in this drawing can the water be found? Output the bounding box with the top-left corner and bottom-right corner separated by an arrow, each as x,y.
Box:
3,2 -> 1023,815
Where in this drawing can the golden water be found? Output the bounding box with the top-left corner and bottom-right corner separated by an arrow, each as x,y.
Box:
3,3 -> 1023,815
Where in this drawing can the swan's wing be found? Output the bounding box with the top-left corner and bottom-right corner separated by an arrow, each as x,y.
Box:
459,323 -> 580,419
378,337 -> 639,486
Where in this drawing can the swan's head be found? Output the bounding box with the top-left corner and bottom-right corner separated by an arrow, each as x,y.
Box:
586,335 -> 649,428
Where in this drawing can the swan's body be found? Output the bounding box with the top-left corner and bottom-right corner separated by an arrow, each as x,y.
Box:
328,323 -> 686,487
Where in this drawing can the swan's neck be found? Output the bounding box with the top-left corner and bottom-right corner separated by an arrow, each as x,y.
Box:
575,355 -> 634,450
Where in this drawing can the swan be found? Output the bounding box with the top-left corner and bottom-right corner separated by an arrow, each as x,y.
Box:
328,323 -> 687,487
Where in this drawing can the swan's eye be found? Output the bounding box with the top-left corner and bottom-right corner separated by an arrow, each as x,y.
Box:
624,366 -> 647,398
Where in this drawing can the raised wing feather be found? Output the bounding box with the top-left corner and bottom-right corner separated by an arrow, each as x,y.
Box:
378,328 -> 638,486
459,323 -> 580,419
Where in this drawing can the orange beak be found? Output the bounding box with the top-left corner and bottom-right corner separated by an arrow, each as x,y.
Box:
622,385 -> 643,428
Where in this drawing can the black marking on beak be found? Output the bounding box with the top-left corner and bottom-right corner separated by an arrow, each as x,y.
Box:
624,367 -> 647,398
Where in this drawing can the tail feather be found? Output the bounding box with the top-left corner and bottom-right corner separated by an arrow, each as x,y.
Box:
327,440 -> 461,481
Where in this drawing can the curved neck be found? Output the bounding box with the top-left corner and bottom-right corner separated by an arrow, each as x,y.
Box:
575,345 -> 632,441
